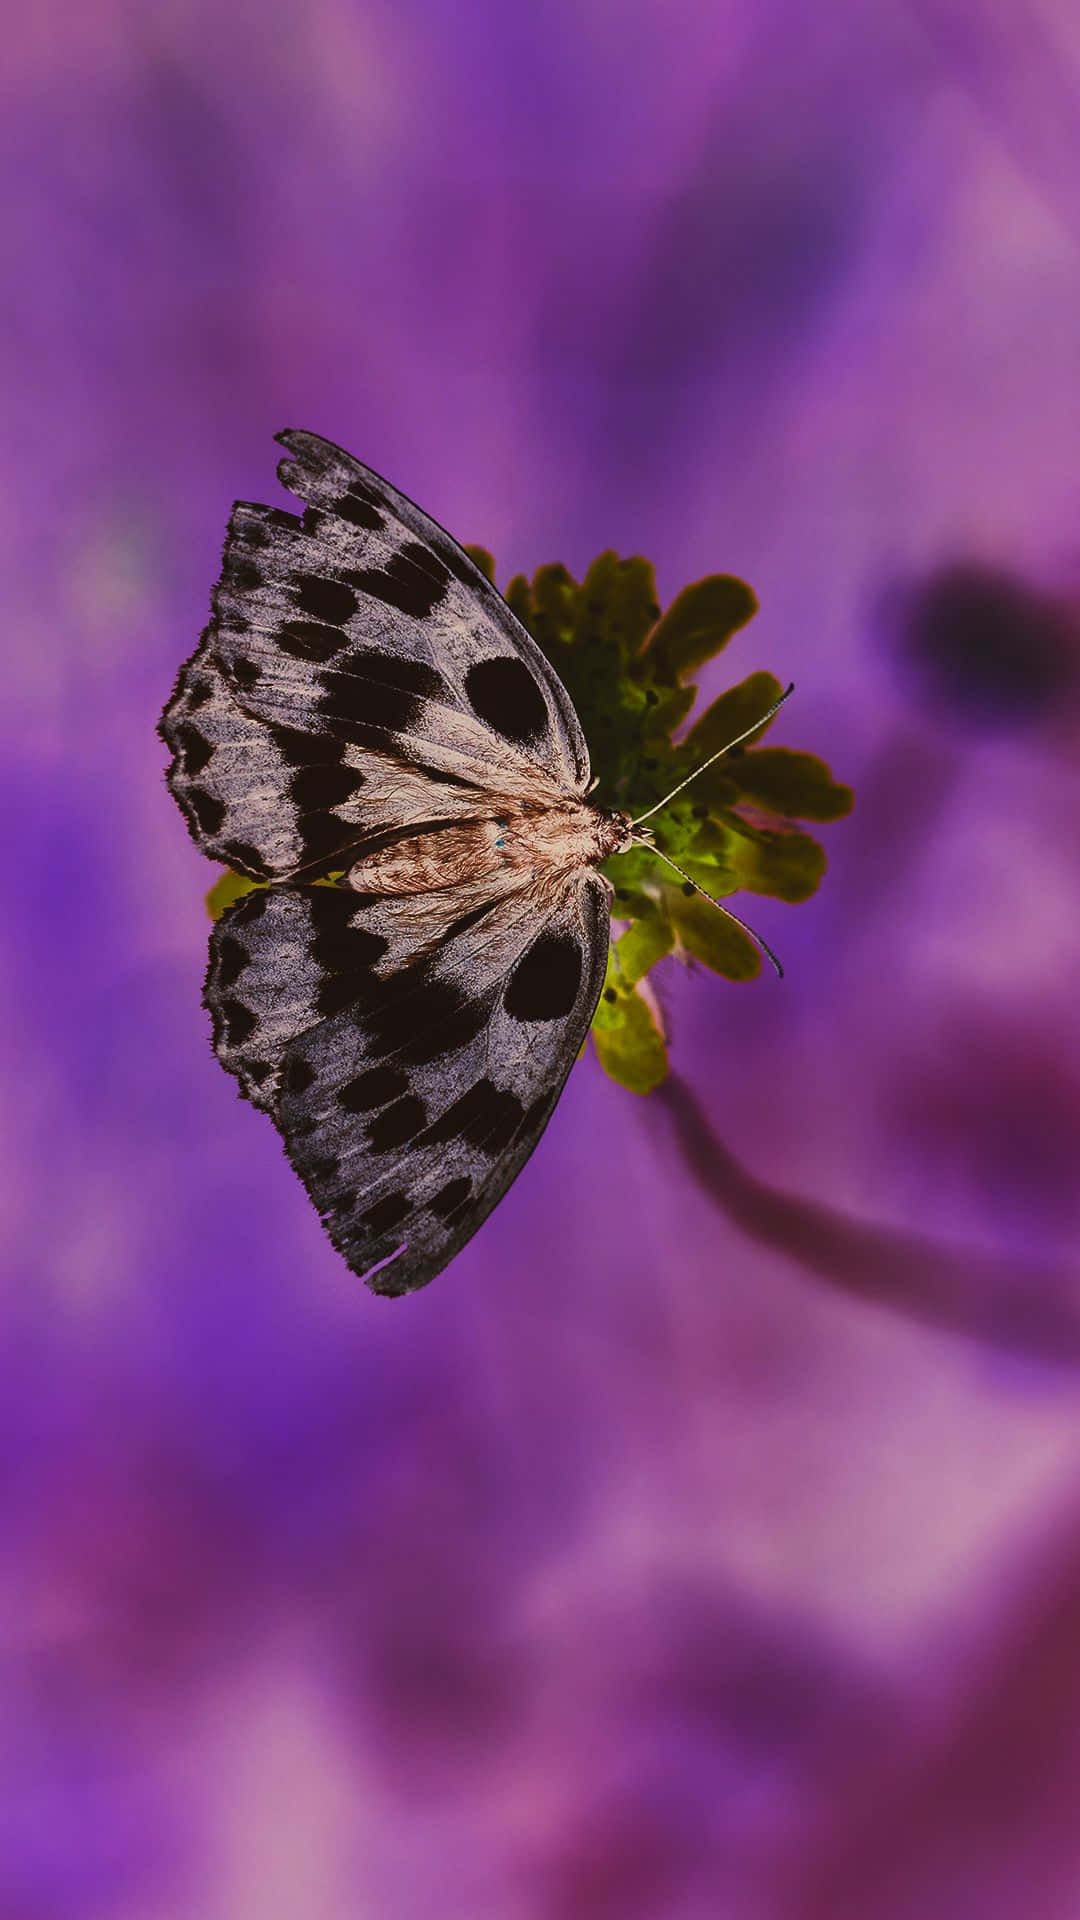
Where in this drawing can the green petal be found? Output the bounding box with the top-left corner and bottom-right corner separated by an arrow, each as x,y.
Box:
505,573 -> 533,627
530,563 -> 578,654
592,975 -> 668,1093
573,552 -> 624,673
726,822 -> 826,902
681,670 -> 785,757
615,913 -> 674,986
669,888 -> 761,979
640,683 -> 696,743
603,845 -> 664,890
611,555 -> 662,655
649,807 -> 709,860
683,817 -> 737,861
731,747 -> 854,821
638,574 -> 758,683
666,855 -> 738,894
573,551 -> 660,665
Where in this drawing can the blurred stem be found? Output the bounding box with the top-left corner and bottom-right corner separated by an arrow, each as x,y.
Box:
657,1075 -> 1080,1365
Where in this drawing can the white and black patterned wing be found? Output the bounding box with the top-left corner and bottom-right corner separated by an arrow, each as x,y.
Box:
270,430 -> 588,785
159,430 -> 589,880
160,648 -> 326,880
205,873 -> 610,1295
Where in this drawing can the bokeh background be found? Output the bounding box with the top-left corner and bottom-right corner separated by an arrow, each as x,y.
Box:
6,2 -> 1080,1914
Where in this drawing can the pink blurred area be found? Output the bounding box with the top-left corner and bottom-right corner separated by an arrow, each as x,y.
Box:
5,1 -> 1080,1914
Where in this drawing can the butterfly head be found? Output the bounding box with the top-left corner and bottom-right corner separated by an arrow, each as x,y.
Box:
594,806 -> 635,859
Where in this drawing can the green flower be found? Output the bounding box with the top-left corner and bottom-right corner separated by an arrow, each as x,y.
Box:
495,549 -> 852,1092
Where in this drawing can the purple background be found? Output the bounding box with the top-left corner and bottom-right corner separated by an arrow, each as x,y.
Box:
6,3 -> 1080,1914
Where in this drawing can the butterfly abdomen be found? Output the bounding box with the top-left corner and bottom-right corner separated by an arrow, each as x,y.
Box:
348,818 -> 513,894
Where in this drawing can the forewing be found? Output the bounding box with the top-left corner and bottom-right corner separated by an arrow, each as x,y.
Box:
199,431 -> 587,796
159,429 -> 589,878
272,431 -> 587,782
205,874 -> 610,1294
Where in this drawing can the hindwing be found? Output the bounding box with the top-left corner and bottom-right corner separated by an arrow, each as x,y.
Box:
205,874 -> 610,1295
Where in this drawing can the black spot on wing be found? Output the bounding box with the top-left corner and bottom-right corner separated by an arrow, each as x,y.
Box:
229,656 -> 262,692
236,505 -> 302,548
214,934 -> 249,991
368,1095 -> 427,1153
271,724 -> 347,770
333,485 -> 385,531
305,890 -> 389,1017
504,932 -> 583,1021
317,669 -> 424,737
317,971 -> 376,1018
276,619 -> 347,663
429,1176 -> 472,1220
338,1064 -> 410,1113
236,887 -> 269,923
224,556 -> 264,594
174,723 -> 213,776
464,656 -> 548,745
360,1192 -> 410,1233
363,976 -> 491,1066
347,541 -> 450,619
217,996 -> 257,1048
346,475 -> 384,507
405,993 -> 491,1065
340,650 -> 449,702
186,679 -> 212,711
420,1077 -> 525,1156
220,838 -> 272,879
187,787 -> 226,837
307,889 -> 388,972
295,575 -> 357,626
297,810 -> 359,868
289,763 -> 364,812
284,1054 -> 316,1096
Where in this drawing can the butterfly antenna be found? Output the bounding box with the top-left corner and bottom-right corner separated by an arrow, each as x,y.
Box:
632,837 -> 784,978
630,681 -> 795,827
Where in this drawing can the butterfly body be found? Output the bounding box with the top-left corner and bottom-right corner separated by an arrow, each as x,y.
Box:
160,430 -> 627,1296
344,796 -> 632,898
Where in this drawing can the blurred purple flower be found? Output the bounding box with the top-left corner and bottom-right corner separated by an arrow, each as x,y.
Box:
6,0 -> 1080,1914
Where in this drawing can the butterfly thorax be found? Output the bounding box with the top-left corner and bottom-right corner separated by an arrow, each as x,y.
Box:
346,799 -> 633,896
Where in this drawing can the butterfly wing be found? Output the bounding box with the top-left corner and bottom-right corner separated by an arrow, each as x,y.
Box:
206,871 -> 610,1295
160,430 -> 589,880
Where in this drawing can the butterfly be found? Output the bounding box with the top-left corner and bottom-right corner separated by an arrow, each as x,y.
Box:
161,432 -> 789,1296
159,430 -> 650,1296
